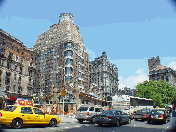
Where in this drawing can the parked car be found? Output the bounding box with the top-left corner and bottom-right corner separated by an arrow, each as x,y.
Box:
131,110 -> 141,120
93,109 -> 131,127
132,109 -> 151,121
75,105 -> 104,123
146,108 -> 170,124
0,105 -> 61,129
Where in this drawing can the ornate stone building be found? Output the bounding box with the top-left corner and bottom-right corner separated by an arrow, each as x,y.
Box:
89,51 -> 119,99
33,13 -> 89,107
148,56 -> 176,88
0,29 -> 36,104
118,87 -> 137,97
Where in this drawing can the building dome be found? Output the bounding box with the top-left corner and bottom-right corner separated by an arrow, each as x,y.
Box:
59,13 -> 74,23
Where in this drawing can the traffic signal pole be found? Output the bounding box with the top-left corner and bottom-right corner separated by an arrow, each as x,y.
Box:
63,96 -> 64,116
61,86 -> 66,116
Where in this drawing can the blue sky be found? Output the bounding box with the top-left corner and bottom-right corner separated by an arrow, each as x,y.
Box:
1,0 -> 176,89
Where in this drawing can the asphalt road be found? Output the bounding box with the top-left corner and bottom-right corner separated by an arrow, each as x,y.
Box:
1,118 -> 175,132
64,120 -> 168,132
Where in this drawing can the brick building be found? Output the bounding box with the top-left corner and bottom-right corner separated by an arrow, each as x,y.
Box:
0,29 -> 36,106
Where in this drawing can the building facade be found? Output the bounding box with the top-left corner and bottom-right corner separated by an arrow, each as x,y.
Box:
33,13 -> 89,105
89,51 -> 119,99
118,87 -> 137,97
148,56 -> 176,88
148,56 -> 160,72
0,29 -> 36,106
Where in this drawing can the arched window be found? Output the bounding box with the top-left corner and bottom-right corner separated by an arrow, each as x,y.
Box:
0,37 -> 5,45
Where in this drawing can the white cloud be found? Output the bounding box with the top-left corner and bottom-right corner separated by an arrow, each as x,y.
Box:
86,47 -> 96,61
118,68 -> 148,89
168,61 -> 176,70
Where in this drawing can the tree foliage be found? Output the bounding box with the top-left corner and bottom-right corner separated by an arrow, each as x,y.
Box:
136,80 -> 176,107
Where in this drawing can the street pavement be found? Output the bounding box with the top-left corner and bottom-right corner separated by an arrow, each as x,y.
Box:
58,115 -> 78,123
1,115 -> 176,132
163,117 -> 176,132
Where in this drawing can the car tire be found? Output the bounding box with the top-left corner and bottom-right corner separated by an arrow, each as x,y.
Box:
116,120 -> 120,127
164,120 -> 168,124
91,117 -> 95,124
135,119 -> 137,121
98,123 -> 103,127
147,121 -> 151,124
78,119 -> 83,123
11,119 -> 23,129
127,118 -> 131,124
0,124 -> 6,128
49,119 -> 57,127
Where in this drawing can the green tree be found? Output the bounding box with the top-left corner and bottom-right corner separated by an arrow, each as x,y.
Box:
136,80 -> 176,108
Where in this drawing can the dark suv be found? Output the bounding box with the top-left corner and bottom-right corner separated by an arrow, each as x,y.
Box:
75,106 -> 104,123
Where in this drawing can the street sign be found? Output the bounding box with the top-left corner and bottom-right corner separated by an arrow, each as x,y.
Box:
62,86 -> 65,91
61,91 -> 66,97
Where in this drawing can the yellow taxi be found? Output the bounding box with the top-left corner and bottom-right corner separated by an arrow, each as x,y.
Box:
0,105 -> 61,129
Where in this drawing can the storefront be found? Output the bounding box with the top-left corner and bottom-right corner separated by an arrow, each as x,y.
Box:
1,91 -> 33,107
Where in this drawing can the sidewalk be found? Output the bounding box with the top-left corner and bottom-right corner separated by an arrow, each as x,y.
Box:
57,115 -> 78,123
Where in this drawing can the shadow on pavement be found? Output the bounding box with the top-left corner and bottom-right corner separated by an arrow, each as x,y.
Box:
1,124 -> 60,130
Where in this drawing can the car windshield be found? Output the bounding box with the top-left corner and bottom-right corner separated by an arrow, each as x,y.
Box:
136,110 -> 141,113
151,110 -> 164,115
103,110 -> 117,115
141,110 -> 150,113
33,108 -> 44,115
77,107 -> 89,111
3,106 -> 17,112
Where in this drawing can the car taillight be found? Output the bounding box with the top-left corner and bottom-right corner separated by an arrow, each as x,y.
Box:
161,115 -> 164,118
143,115 -> 146,117
132,115 -> 134,116
96,115 -> 97,117
0,112 -> 2,117
108,116 -> 113,119
87,112 -> 89,115
147,115 -> 149,118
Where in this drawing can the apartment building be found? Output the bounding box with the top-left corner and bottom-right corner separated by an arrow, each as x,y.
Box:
0,29 -> 36,105
118,87 -> 137,97
148,56 -> 176,88
89,51 -> 119,99
33,13 -> 89,105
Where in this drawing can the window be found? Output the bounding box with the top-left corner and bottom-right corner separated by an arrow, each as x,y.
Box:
95,108 -> 101,112
14,74 -> 16,80
77,107 -> 88,111
116,111 -> 121,115
0,59 -> 3,66
166,76 -> 169,82
89,107 -> 94,111
12,85 -> 15,92
151,110 -> 164,115
33,108 -> 44,115
14,65 -> 17,71
3,106 -> 17,112
20,107 -> 33,114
